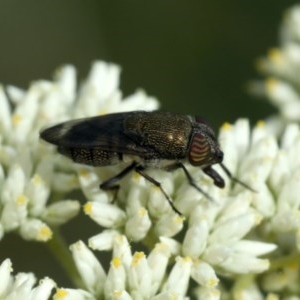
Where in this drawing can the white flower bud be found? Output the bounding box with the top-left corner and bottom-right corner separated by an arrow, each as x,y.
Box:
125,207 -> 151,241
70,241 -> 106,296
88,229 -> 120,251
19,219 -> 52,242
84,202 -> 126,228
162,256 -> 192,297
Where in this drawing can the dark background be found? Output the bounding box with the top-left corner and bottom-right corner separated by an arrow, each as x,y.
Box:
0,0 -> 296,288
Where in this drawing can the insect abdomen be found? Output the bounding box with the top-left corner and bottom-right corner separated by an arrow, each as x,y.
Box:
58,147 -> 121,166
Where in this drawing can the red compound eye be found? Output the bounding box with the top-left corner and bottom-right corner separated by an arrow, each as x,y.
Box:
188,132 -> 211,166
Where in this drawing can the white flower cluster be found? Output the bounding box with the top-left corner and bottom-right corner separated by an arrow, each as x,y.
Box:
0,259 -> 56,300
0,70 -> 81,242
78,117 -> 300,299
1,6 -> 300,295
0,62 -> 158,242
250,5 -> 300,125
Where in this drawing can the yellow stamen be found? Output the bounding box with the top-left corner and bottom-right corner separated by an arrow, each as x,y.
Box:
132,252 -> 145,266
37,226 -> 53,241
16,195 -> 28,206
84,202 -> 93,215
12,114 -> 23,126
221,122 -> 232,131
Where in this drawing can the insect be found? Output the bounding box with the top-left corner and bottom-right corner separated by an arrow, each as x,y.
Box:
40,111 -> 252,215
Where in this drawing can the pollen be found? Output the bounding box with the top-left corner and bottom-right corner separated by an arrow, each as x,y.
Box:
98,110 -> 108,116
256,120 -> 266,128
152,185 -> 160,193
268,48 -> 284,65
113,291 -> 123,298
266,78 -> 278,94
221,122 -> 232,131
183,256 -> 192,263
112,257 -> 122,268
132,252 -> 145,266
32,174 -> 43,185
175,215 -> 184,225
16,195 -> 28,206
133,172 -> 142,183
37,226 -> 53,241
154,242 -> 169,253
84,202 -> 93,215
207,278 -> 219,288
138,207 -> 148,217
12,114 -> 23,126
54,289 -> 69,299
78,169 -> 90,178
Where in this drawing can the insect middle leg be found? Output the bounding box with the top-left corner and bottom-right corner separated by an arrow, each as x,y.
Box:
165,162 -> 215,202
100,161 -> 138,200
134,165 -> 182,215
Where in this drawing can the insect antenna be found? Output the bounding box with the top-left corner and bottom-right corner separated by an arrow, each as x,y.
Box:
219,163 -> 257,192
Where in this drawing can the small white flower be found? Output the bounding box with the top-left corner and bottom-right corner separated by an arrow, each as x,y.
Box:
70,241 -> 106,297
104,258 -> 126,298
147,241 -> 172,294
0,259 -> 56,299
182,218 -> 209,258
30,277 -> 57,300
0,259 -> 13,297
84,201 -> 126,228
162,256 -> 192,297
41,200 -> 80,226
154,213 -> 184,237
250,5 -> 300,124
128,252 -> 152,298
125,207 -> 151,241
53,288 -> 95,300
110,290 -> 132,300
194,286 -> 221,300
88,229 -> 120,251
191,260 -> 219,288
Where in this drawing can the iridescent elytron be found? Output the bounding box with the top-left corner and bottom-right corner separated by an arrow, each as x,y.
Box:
40,111 -> 251,214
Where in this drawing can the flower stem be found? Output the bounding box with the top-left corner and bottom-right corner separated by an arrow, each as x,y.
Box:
46,228 -> 85,289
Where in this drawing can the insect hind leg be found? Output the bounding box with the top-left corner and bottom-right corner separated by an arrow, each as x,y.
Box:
100,162 -> 138,200
134,165 -> 182,215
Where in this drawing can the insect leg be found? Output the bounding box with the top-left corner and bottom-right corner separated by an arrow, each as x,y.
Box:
176,163 -> 215,202
100,162 -> 138,199
134,165 -> 182,215
219,163 -> 257,192
203,166 -> 225,188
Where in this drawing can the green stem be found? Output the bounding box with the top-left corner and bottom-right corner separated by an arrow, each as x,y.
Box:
46,228 -> 85,289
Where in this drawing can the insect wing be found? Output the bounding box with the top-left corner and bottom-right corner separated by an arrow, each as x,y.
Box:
40,112 -> 148,155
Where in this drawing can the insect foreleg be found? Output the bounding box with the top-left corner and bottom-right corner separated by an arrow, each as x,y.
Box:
177,163 -> 215,202
100,161 -> 138,200
134,165 -> 182,215
219,163 -> 256,192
